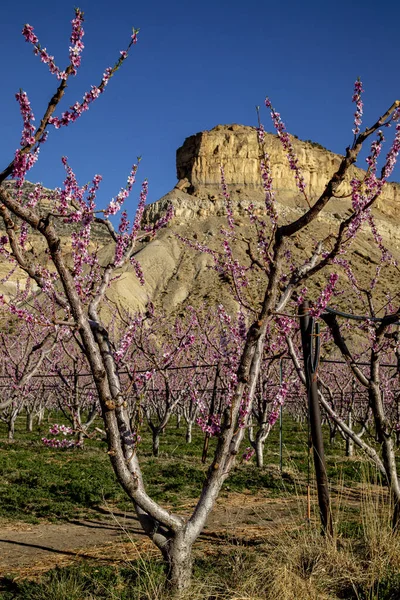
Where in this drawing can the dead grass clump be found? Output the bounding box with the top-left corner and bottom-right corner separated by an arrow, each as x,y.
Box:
228,483 -> 400,600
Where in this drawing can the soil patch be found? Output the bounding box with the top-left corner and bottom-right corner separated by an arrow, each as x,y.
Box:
0,492 -> 304,578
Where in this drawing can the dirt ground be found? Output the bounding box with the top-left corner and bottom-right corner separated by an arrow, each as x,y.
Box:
0,492 -> 305,578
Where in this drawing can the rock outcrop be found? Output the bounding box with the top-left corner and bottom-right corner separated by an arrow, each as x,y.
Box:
2,125 -> 400,317
175,124 -> 400,218
139,124 -> 400,316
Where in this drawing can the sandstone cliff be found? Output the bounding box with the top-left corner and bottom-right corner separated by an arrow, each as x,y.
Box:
136,124 -> 400,316
2,125 -> 400,318
175,124 -> 400,216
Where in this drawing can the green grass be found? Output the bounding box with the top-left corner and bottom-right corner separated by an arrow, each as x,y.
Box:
2,541 -> 400,600
0,562 -> 166,600
0,412 -> 382,523
1,413 -> 400,599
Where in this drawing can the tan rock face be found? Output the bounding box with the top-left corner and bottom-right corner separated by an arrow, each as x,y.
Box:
175,124 -> 400,217
2,125 -> 400,318
139,124 -> 400,317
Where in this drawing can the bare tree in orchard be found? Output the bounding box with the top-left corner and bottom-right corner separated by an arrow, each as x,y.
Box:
0,317 -> 58,438
0,9 -> 399,592
322,310 -> 400,529
288,306 -> 400,530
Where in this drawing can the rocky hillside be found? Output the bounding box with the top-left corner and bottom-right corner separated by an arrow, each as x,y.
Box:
2,125 -> 400,317
115,125 -> 400,315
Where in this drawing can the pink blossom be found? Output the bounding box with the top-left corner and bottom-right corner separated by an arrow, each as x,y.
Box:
220,165 -> 234,230
309,273 -> 339,318
242,447 -> 255,461
265,98 -> 307,197
15,91 -> 36,147
352,78 -> 364,135
69,8 -> 85,74
267,381 -> 288,427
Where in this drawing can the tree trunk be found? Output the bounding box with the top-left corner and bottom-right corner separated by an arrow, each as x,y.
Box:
255,436 -> 264,468
37,407 -> 44,427
8,418 -> 15,440
346,411 -> 354,457
26,410 -> 34,433
185,421 -> 192,444
329,426 -> 336,447
152,429 -> 160,457
381,436 -> 400,531
163,534 -> 193,594
369,382 -> 400,531
300,303 -> 333,537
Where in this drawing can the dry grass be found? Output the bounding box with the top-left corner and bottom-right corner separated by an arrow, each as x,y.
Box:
222,481 -> 400,600
3,480 -> 400,599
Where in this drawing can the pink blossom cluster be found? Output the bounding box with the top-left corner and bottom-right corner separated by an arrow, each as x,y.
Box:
176,234 -> 219,262
48,77 -> 109,128
218,235 -> 249,294
57,156 -> 91,215
15,91 -> 36,146
34,267 -> 56,298
309,273 -> 339,318
47,21 -> 137,127
130,257 -> 145,286
276,315 -> 295,336
104,163 -> 139,217
47,22 -> 137,128
131,179 -> 149,240
71,225 -> 92,278
265,98 -> 307,196
27,184 -> 43,208
367,214 -> 391,268
238,392 -> 251,428
220,165 -> 235,230
131,28 -> 139,44
0,237 -> 13,264
332,257 -> 362,300
347,178 -> 371,240
69,8 -> 85,74
347,130 -> 392,242
197,413 -> 221,436
135,370 -> 154,388
363,131 -> 384,198
143,203 -> 174,236
257,125 -> 278,226
237,310 -> 247,340
42,437 -> 81,449
0,295 -> 48,325
113,178 -> 149,268
382,121 -> 400,180
22,23 -> 66,80
12,147 -> 40,184
295,287 -> 308,306
218,304 -> 232,326
114,316 -> 143,363
242,446 -> 255,462
42,423 -> 80,449
55,160 -> 105,298
49,423 -> 74,435
217,165 -> 250,294
352,78 -> 364,135
267,381 -> 289,427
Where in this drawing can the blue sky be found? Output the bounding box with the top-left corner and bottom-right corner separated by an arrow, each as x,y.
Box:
1,0 -> 399,212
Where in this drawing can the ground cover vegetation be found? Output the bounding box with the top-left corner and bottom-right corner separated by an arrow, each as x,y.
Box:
0,6 -> 400,596
1,415 -> 400,599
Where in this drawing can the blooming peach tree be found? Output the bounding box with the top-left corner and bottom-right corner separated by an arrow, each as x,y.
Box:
1,8 -> 399,592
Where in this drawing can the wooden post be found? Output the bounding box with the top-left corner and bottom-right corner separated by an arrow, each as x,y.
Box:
300,301 -> 333,537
